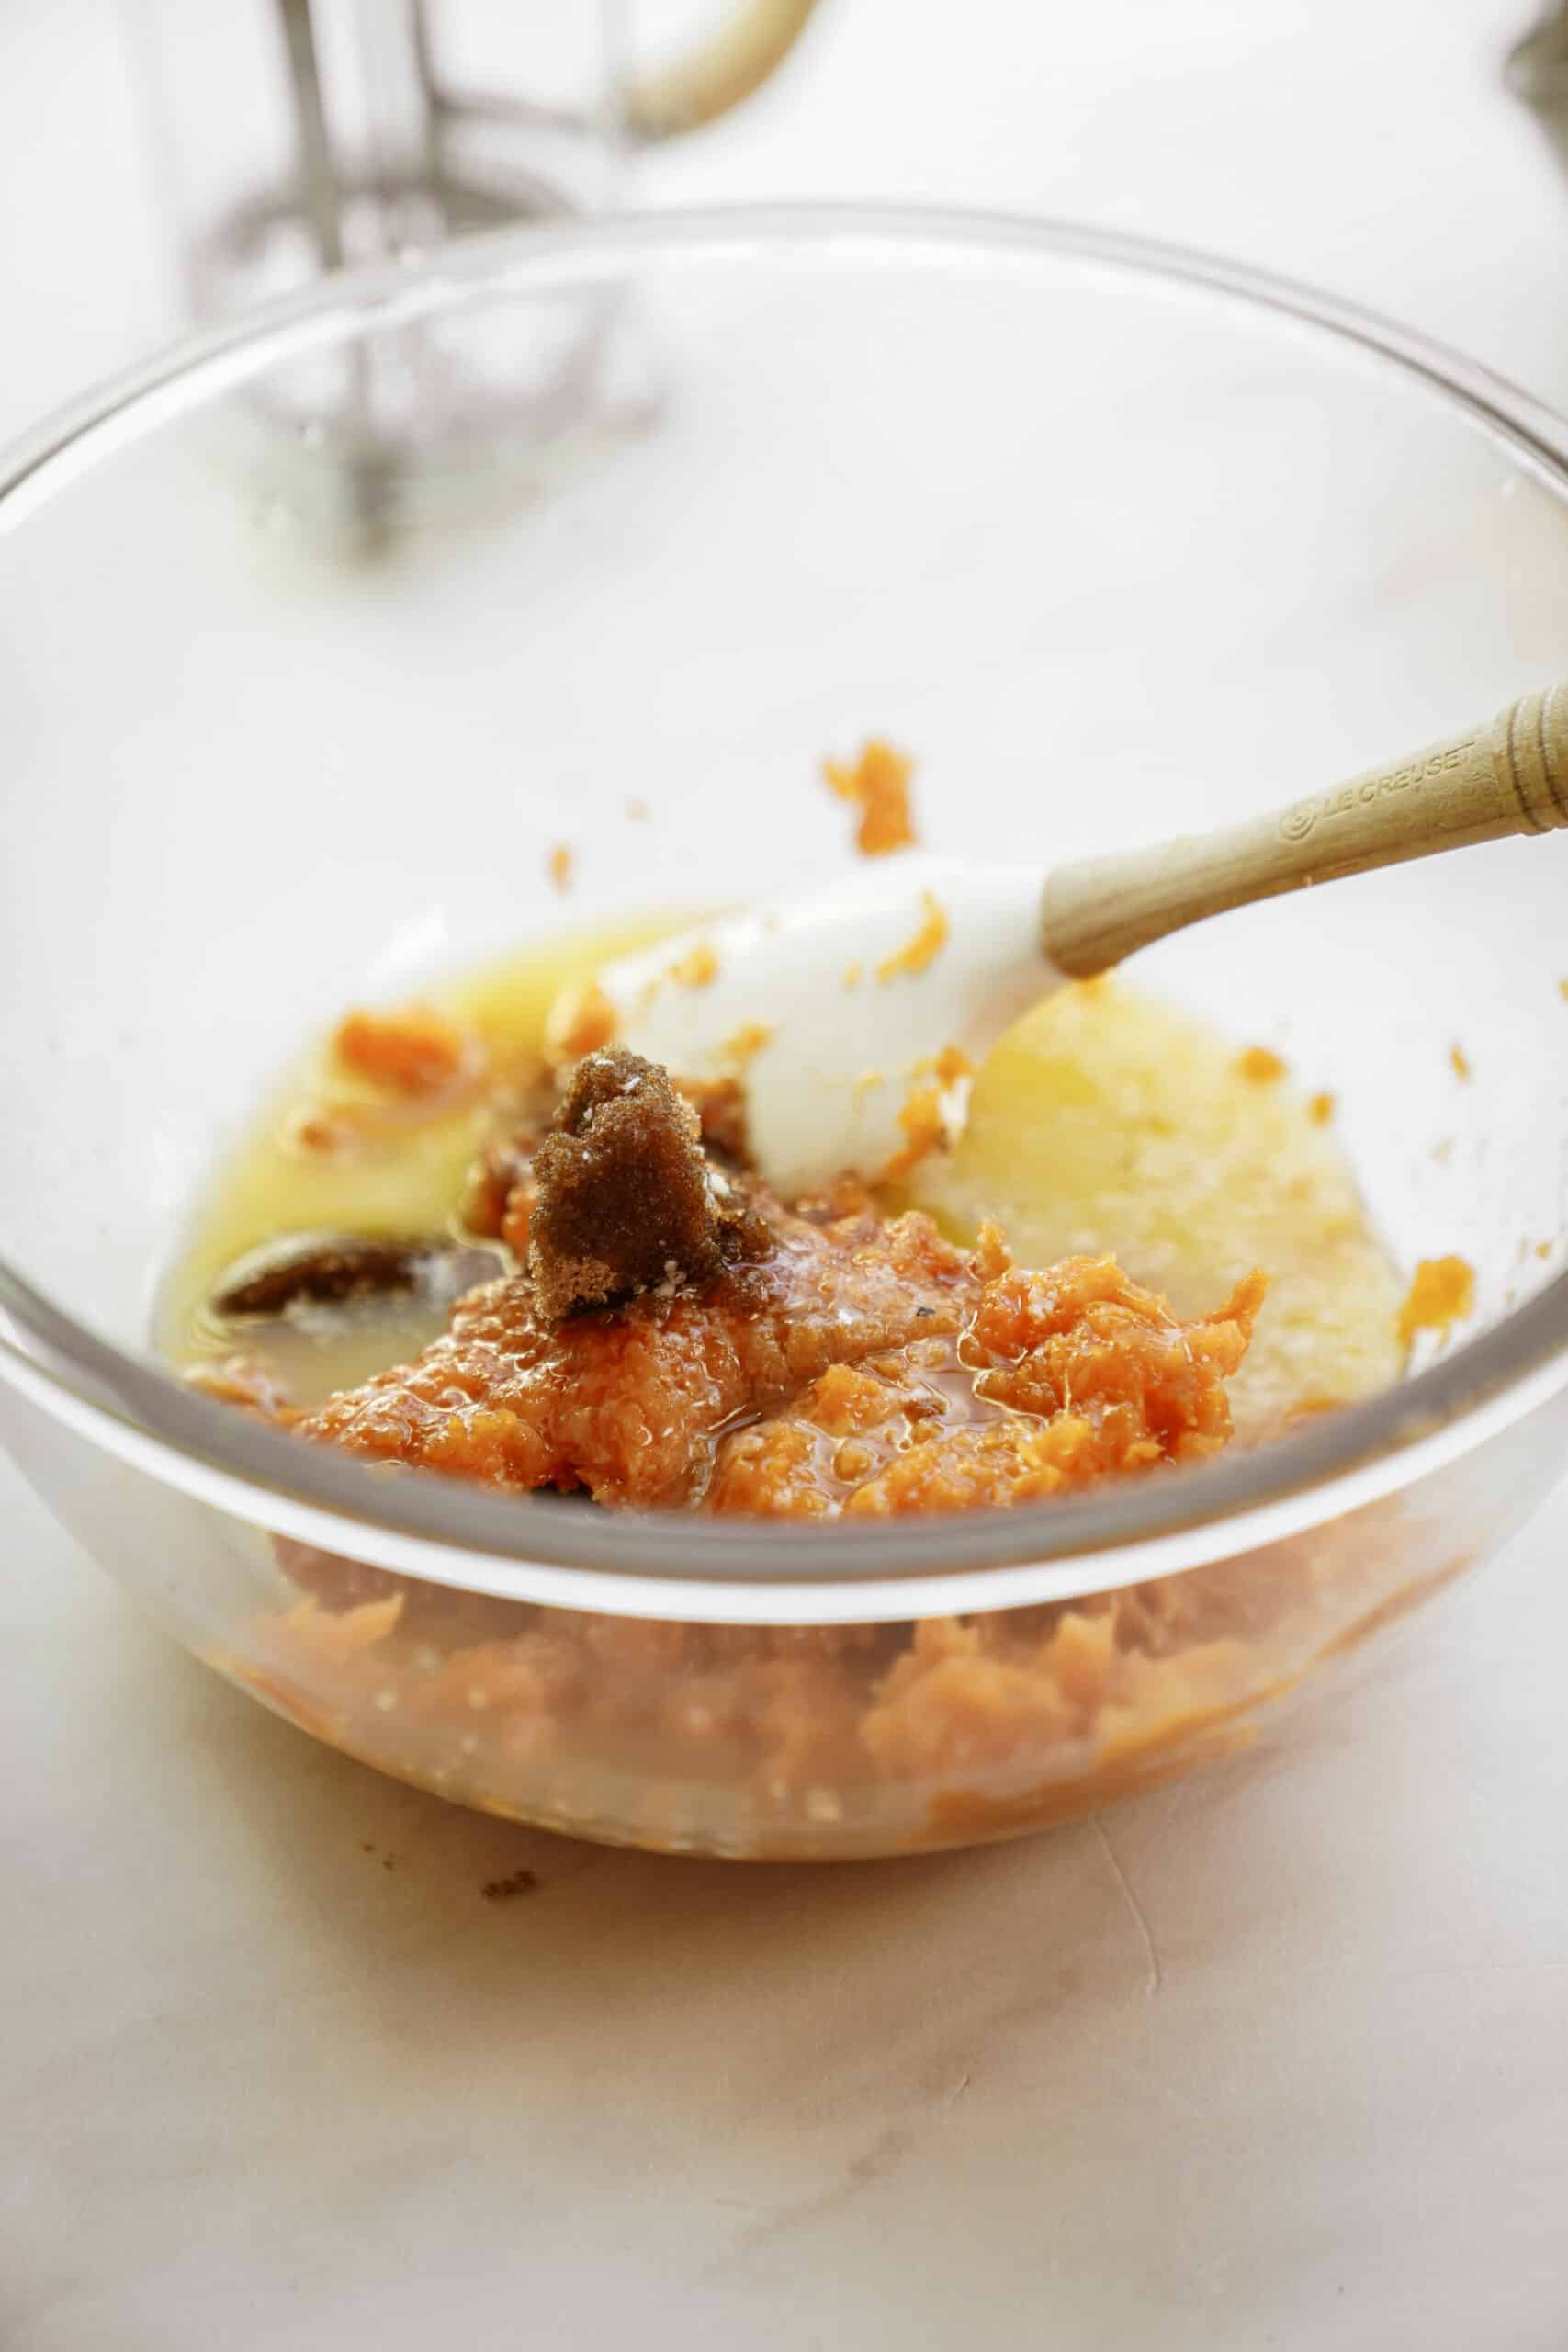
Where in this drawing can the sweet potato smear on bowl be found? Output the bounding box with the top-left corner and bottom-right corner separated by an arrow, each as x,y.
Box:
295,1048 -> 1265,1516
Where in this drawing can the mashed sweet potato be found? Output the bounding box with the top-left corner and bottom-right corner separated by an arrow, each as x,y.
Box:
294,1056 -> 1266,1521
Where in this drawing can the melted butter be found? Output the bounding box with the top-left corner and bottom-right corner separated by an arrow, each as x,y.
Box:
159,913 -> 686,1395
163,938 -> 1403,1442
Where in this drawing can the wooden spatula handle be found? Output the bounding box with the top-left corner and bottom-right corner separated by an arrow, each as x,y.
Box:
1042,682 -> 1568,978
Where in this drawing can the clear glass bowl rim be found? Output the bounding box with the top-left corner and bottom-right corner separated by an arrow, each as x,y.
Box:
5,198 -> 1568,1612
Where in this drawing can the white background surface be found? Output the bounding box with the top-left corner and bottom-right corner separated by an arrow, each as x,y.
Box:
4,4 -> 1568,2346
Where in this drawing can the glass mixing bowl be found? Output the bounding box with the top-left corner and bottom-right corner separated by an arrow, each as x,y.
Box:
4,208 -> 1568,1860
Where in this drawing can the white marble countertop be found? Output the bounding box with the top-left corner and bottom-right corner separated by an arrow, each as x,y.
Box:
5,4 -> 1568,2346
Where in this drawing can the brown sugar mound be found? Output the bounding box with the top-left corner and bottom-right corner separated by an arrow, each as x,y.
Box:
462,1063 -> 756,1261
295,1190 -> 981,1509
526,1049 -> 755,1323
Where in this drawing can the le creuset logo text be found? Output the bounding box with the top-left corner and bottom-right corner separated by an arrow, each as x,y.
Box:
1278,739 -> 1476,842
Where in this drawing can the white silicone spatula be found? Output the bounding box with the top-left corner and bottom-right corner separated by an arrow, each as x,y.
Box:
568,684 -> 1568,1196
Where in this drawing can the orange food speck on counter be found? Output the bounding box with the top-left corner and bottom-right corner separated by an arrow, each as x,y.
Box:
1559,978 -> 1568,1001
668,942 -> 719,990
876,890 -> 949,983
723,1023 -> 773,1064
545,979 -> 618,1066
1539,1241 -> 1555,1261
334,1004 -> 471,1097
1449,1043 -> 1472,1082
823,738 -> 918,856
1396,1254 -> 1475,1350
1308,1091 -> 1336,1125
842,962 -> 863,990
547,843 -> 574,894
1235,1046 -> 1287,1085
